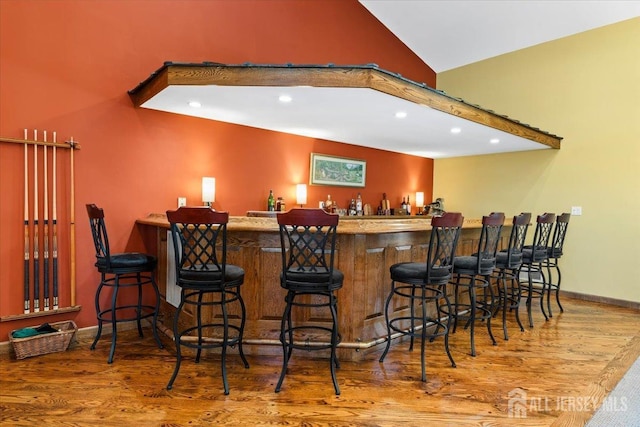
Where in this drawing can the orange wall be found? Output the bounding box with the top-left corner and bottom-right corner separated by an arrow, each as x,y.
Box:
0,0 -> 435,339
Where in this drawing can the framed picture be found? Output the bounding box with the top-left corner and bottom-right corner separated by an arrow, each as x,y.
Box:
310,153 -> 366,187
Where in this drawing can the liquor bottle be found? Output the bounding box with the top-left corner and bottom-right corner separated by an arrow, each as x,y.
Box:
356,192 -> 363,215
406,194 -> 411,215
401,196 -> 407,213
267,190 -> 275,211
349,199 -> 357,216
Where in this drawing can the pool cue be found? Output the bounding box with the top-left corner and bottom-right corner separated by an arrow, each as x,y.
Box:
52,131 -> 59,310
23,129 -> 30,314
33,130 -> 40,312
43,131 -> 50,311
69,136 -> 76,307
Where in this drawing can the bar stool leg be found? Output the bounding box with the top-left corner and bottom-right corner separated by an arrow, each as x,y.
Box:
500,271 -> 509,340
469,278 -> 477,357
275,291 -> 294,393
554,261 -> 564,312
221,290 -> 230,395
485,280 -> 497,346
236,288 -> 250,369
379,282 -> 395,363
166,293 -> 185,391
420,287 -> 428,382
90,278 -> 105,352
329,292 -> 340,395
107,275 -> 120,364
136,273 -> 144,337
441,288 -> 456,368
538,266 -> 549,321
150,273 -> 163,349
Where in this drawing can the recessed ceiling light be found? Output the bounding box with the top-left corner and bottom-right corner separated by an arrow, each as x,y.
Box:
395,111 -> 407,119
188,101 -> 201,108
450,127 -> 461,134
490,138 -> 500,144
278,95 -> 292,103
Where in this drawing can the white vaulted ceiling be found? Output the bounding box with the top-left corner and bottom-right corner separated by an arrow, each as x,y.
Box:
360,0 -> 640,72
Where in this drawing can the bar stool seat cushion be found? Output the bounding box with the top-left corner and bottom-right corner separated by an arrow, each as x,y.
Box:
282,269 -> 344,291
95,253 -> 157,271
547,247 -> 563,258
179,264 -> 245,289
522,246 -> 547,262
496,250 -> 523,268
453,255 -> 495,272
390,262 -> 451,283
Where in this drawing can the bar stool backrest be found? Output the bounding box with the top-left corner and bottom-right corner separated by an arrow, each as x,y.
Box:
86,204 -> 112,270
166,207 -> 229,285
549,213 -> 571,258
427,212 -> 464,284
277,208 -> 339,290
476,212 -> 505,272
504,212 -> 531,268
529,212 -> 556,262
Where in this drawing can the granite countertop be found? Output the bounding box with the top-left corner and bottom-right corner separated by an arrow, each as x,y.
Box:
137,212 -> 482,235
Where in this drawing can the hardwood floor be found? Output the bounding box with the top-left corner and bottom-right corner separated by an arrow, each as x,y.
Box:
1,297 -> 639,426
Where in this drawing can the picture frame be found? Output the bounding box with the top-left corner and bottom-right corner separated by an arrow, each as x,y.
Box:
310,153 -> 366,187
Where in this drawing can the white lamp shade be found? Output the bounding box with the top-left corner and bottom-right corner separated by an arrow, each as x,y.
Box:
202,177 -> 216,203
296,184 -> 307,206
415,192 -> 425,207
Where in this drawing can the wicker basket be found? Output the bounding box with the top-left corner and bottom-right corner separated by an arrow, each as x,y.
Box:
9,320 -> 77,360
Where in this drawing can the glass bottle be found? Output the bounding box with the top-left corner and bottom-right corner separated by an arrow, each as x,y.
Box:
406,194 -> 411,215
356,192 -> 363,215
267,189 -> 275,211
349,199 -> 357,216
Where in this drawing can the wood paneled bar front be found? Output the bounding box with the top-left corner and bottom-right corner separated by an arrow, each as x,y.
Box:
136,213 -> 488,362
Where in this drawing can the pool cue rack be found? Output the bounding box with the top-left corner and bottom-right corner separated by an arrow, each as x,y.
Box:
0,131 -> 82,322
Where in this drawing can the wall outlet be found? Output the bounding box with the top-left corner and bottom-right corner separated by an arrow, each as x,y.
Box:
177,197 -> 187,207
571,206 -> 582,216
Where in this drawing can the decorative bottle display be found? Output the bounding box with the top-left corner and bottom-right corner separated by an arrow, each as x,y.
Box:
356,192 -> 363,215
406,194 -> 411,215
267,190 -> 275,211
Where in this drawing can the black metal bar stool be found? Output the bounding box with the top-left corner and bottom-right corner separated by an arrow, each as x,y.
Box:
520,212 -> 556,327
275,208 -> 343,395
379,212 -> 463,382
543,213 -> 571,317
86,204 -> 163,364
448,212 -> 504,356
493,212 -> 531,340
165,207 -> 249,395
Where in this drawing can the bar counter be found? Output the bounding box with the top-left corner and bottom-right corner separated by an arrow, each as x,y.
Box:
136,212 -> 487,361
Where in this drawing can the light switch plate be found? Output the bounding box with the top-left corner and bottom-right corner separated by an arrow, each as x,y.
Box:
178,197 -> 187,207
571,206 -> 582,216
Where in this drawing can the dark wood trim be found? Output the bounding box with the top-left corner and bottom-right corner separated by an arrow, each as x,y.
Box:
560,290 -> 640,310
128,63 -> 562,149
